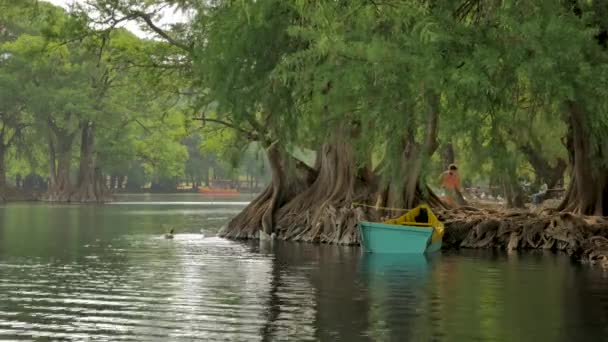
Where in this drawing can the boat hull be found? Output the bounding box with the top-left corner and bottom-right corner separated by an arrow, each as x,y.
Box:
358,221 -> 441,254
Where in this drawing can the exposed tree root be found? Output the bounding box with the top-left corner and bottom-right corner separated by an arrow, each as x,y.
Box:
218,103 -> 608,266
438,207 -> 608,266
275,206 -> 372,245
556,103 -> 608,216
273,137 -> 374,243
224,192 -> 608,266
219,184 -> 275,240
69,167 -> 111,203
218,143 -> 317,239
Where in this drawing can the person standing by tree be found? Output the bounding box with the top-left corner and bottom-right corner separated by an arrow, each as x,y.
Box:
440,164 -> 462,206
531,183 -> 548,205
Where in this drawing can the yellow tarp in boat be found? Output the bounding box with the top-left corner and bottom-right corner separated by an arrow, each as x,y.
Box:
383,204 -> 444,245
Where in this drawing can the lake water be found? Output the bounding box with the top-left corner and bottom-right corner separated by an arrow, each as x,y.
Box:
0,194 -> 607,341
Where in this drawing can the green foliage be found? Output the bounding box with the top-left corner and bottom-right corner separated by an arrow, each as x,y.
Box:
134,110 -> 189,178
6,0 -> 608,195
0,0 -> 243,192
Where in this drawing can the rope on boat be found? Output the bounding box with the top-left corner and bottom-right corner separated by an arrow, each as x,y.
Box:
351,202 -> 411,212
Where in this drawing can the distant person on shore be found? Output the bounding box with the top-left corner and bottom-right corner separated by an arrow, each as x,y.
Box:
440,164 -> 462,206
531,183 -> 548,205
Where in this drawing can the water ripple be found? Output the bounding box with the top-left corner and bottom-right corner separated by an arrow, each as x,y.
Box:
0,233 -> 319,341
2,201 -> 608,341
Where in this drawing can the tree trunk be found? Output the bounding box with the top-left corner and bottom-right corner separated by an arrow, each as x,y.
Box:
45,116 -> 78,202
219,142 -> 317,239
503,178 -> 525,209
77,123 -> 95,195
204,167 -> 210,186
56,150 -> 72,196
0,146 -> 6,191
0,146 -> 6,201
558,102 -> 608,216
380,141 -> 447,213
274,127 -> 373,243
70,122 -> 107,202
443,142 -> 455,168
48,131 -> 56,190
46,134 -> 74,202
519,143 -> 567,189
380,94 -> 447,212
221,95 -> 446,244
261,144 -> 288,236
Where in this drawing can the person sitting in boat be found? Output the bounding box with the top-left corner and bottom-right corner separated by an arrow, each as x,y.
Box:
414,207 -> 429,224
440,164 -> 461,206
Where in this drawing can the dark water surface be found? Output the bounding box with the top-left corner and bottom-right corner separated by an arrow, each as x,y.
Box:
1,194 -> 607,341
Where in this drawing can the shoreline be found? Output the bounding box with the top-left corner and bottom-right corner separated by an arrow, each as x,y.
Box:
219,206 -> 608,267
440,208 -> 608,267
0,191 -> 258,203
4,194 -> 606,267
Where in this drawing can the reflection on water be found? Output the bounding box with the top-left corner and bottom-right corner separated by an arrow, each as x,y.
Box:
0,196 -> 607,341
359,254 -> 432,341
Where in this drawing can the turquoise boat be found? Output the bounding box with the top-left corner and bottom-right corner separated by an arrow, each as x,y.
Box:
358,205 -> 444,254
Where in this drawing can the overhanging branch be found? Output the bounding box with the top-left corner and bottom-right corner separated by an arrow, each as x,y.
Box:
130,10 -> 192,52
193,117 -> 259,141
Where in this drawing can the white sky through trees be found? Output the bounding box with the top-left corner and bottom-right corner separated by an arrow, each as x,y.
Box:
42,0 -> 188,38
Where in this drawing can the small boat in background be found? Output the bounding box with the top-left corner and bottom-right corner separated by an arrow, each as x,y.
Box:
358,205 -> 444,254
198,186 -> 240,196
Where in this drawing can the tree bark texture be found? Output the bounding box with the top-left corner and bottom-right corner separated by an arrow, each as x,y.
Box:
442,142 -> 455,169
221,96 -> 448,244
0,146 -> 6,201
219,142 -> 317,239
558,102 -> 608,216
70,122 -> 109,203
274,129 -> 372,244
47,130 -> 56,190
46,133 -> 75,202
0,146 -> 6,192
440,207 -> 608,266
503,178 -> 525,209
519,143 -> 567,189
